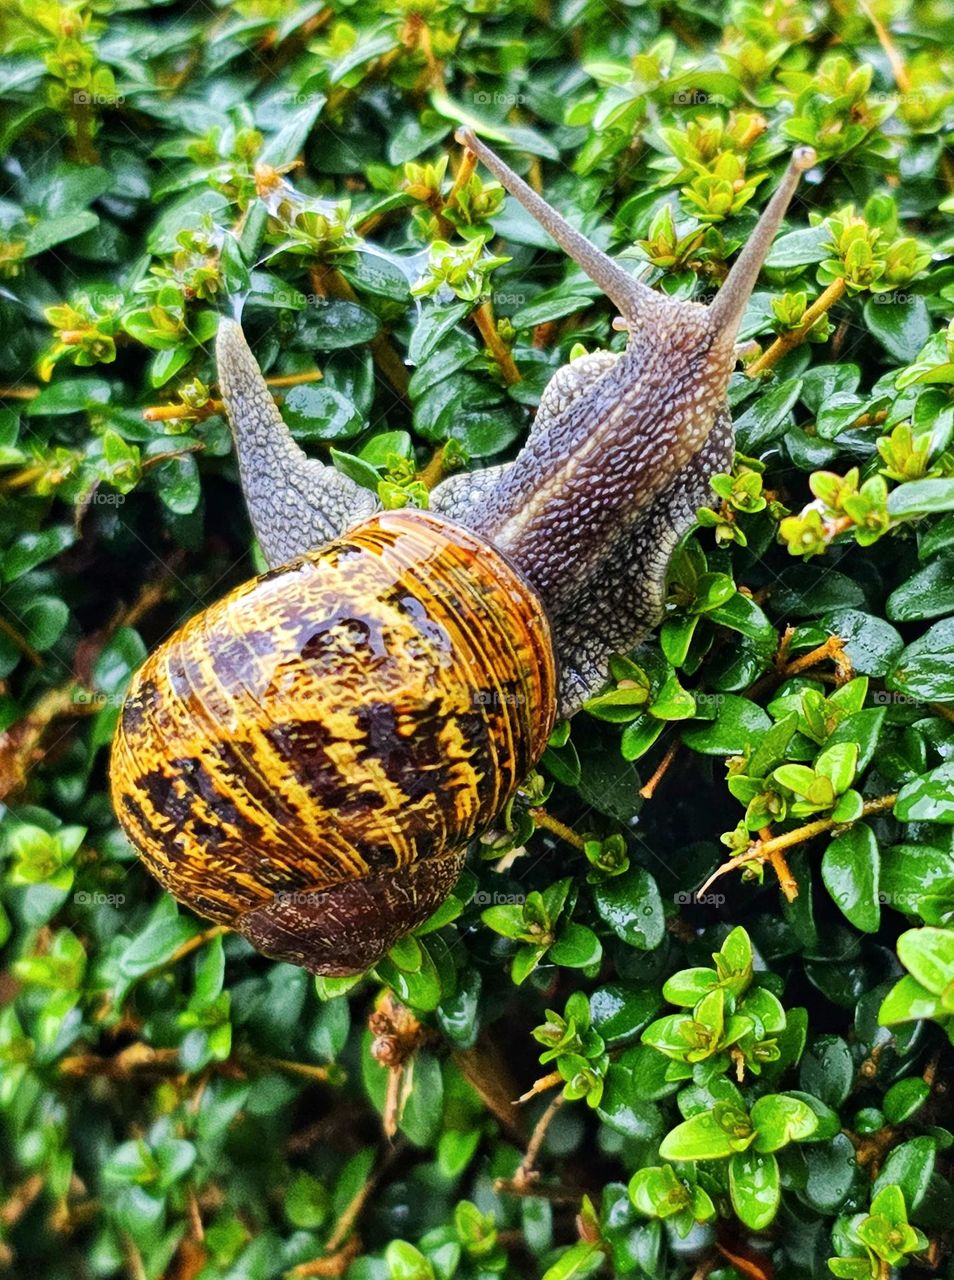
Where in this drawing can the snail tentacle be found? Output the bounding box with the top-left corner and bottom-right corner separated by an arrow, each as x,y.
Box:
216,319 -> 378,567
707,146 -> 817,342
455,128 -> 660,326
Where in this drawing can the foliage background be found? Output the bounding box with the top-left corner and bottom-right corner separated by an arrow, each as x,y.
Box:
0,1 -> 953,1278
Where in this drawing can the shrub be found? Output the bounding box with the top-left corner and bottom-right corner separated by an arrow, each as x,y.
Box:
0,2 -> 951,1278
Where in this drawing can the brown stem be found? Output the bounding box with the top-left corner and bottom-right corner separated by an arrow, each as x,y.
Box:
418,444 -> 450,490
290,1141 -> 408,1276
453,1032 -> 527,1141
435,146 -> 479,238
0,385 -> 39,400
529,807 -> 586,852
0,1174 -> 44,1228
516,1070 -> 563,1103
69,96 -> 99,166
698,793 -> 898,898
473,300 -> 521,385
0,614 -> 43,668
309,265 -> 410,398
142,401 -> 222,423
758,826 -> 798,903
141,444 -> 205,471
512,1092 -> 565,1188
747,278 -> 847,376
640,740 -> 680,799
940,151 -> 954,197
783,634 -> 851,681
493,1178 -> 586,1203
251,1055 -> 336,1083
858,0 -> 911,90
162,924 -> 232,972
263,369 -> 323,387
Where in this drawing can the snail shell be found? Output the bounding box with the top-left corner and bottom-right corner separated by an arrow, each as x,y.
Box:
111,509 -> 556,974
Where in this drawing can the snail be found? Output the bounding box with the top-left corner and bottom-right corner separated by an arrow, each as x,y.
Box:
110,130 -> 815,975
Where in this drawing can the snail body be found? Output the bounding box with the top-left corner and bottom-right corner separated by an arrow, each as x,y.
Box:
111,131 -> 815,974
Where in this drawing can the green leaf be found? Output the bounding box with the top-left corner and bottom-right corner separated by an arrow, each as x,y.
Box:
888,478 -> 954,519
282,385 -> 364,439
889,618 -> 954,701
592,869 -> 664,950
3,527 -> 76,582
750,1094 -> 818,1152
299,301 -> 380,350
822,610 -> 904,678
798,1035 -> 854,1108
728,1148 -> 780,1230
682,695 -> 772,754
895,764 -> 954,823
872,1137 -> 936,1211
822,823 -> 881,932
897,926 -> 954,995
879,974 -> 944,1024
887,554 -> 954,622
659,1109 -> 752,1161
883,1077 -> 930,1124
549,922 -> 603,969
118,906 -> 198,979
864,296 -> 932,363
734,377 -> 803,451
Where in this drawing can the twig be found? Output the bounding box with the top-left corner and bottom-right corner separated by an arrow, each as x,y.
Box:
252,1055 -> 337,1084
783,634 -> 851,680
640,740 -> 680,799
697,793 -> 899,898
472,300 -> 521,385
309,264 -> 409,398
529,807 -> 586,852
758,826 -> 798,903
418,443 -> 451,490
858,0 -> 911,91
0,614 -> 43,668
453,1034 -> 527,1141
509,1092 -> 565,1190
290,1141 -> 408,1276
162,924 -> 232,972
516,1070 -> 562,1103
746,278 -> 847,376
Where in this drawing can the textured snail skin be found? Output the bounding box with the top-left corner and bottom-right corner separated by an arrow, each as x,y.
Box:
110,510 -> 556,974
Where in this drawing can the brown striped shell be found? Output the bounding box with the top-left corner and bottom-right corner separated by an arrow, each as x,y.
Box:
110,509 -> 557,974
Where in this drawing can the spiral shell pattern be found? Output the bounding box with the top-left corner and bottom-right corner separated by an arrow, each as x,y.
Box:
110,509 -> 556,965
